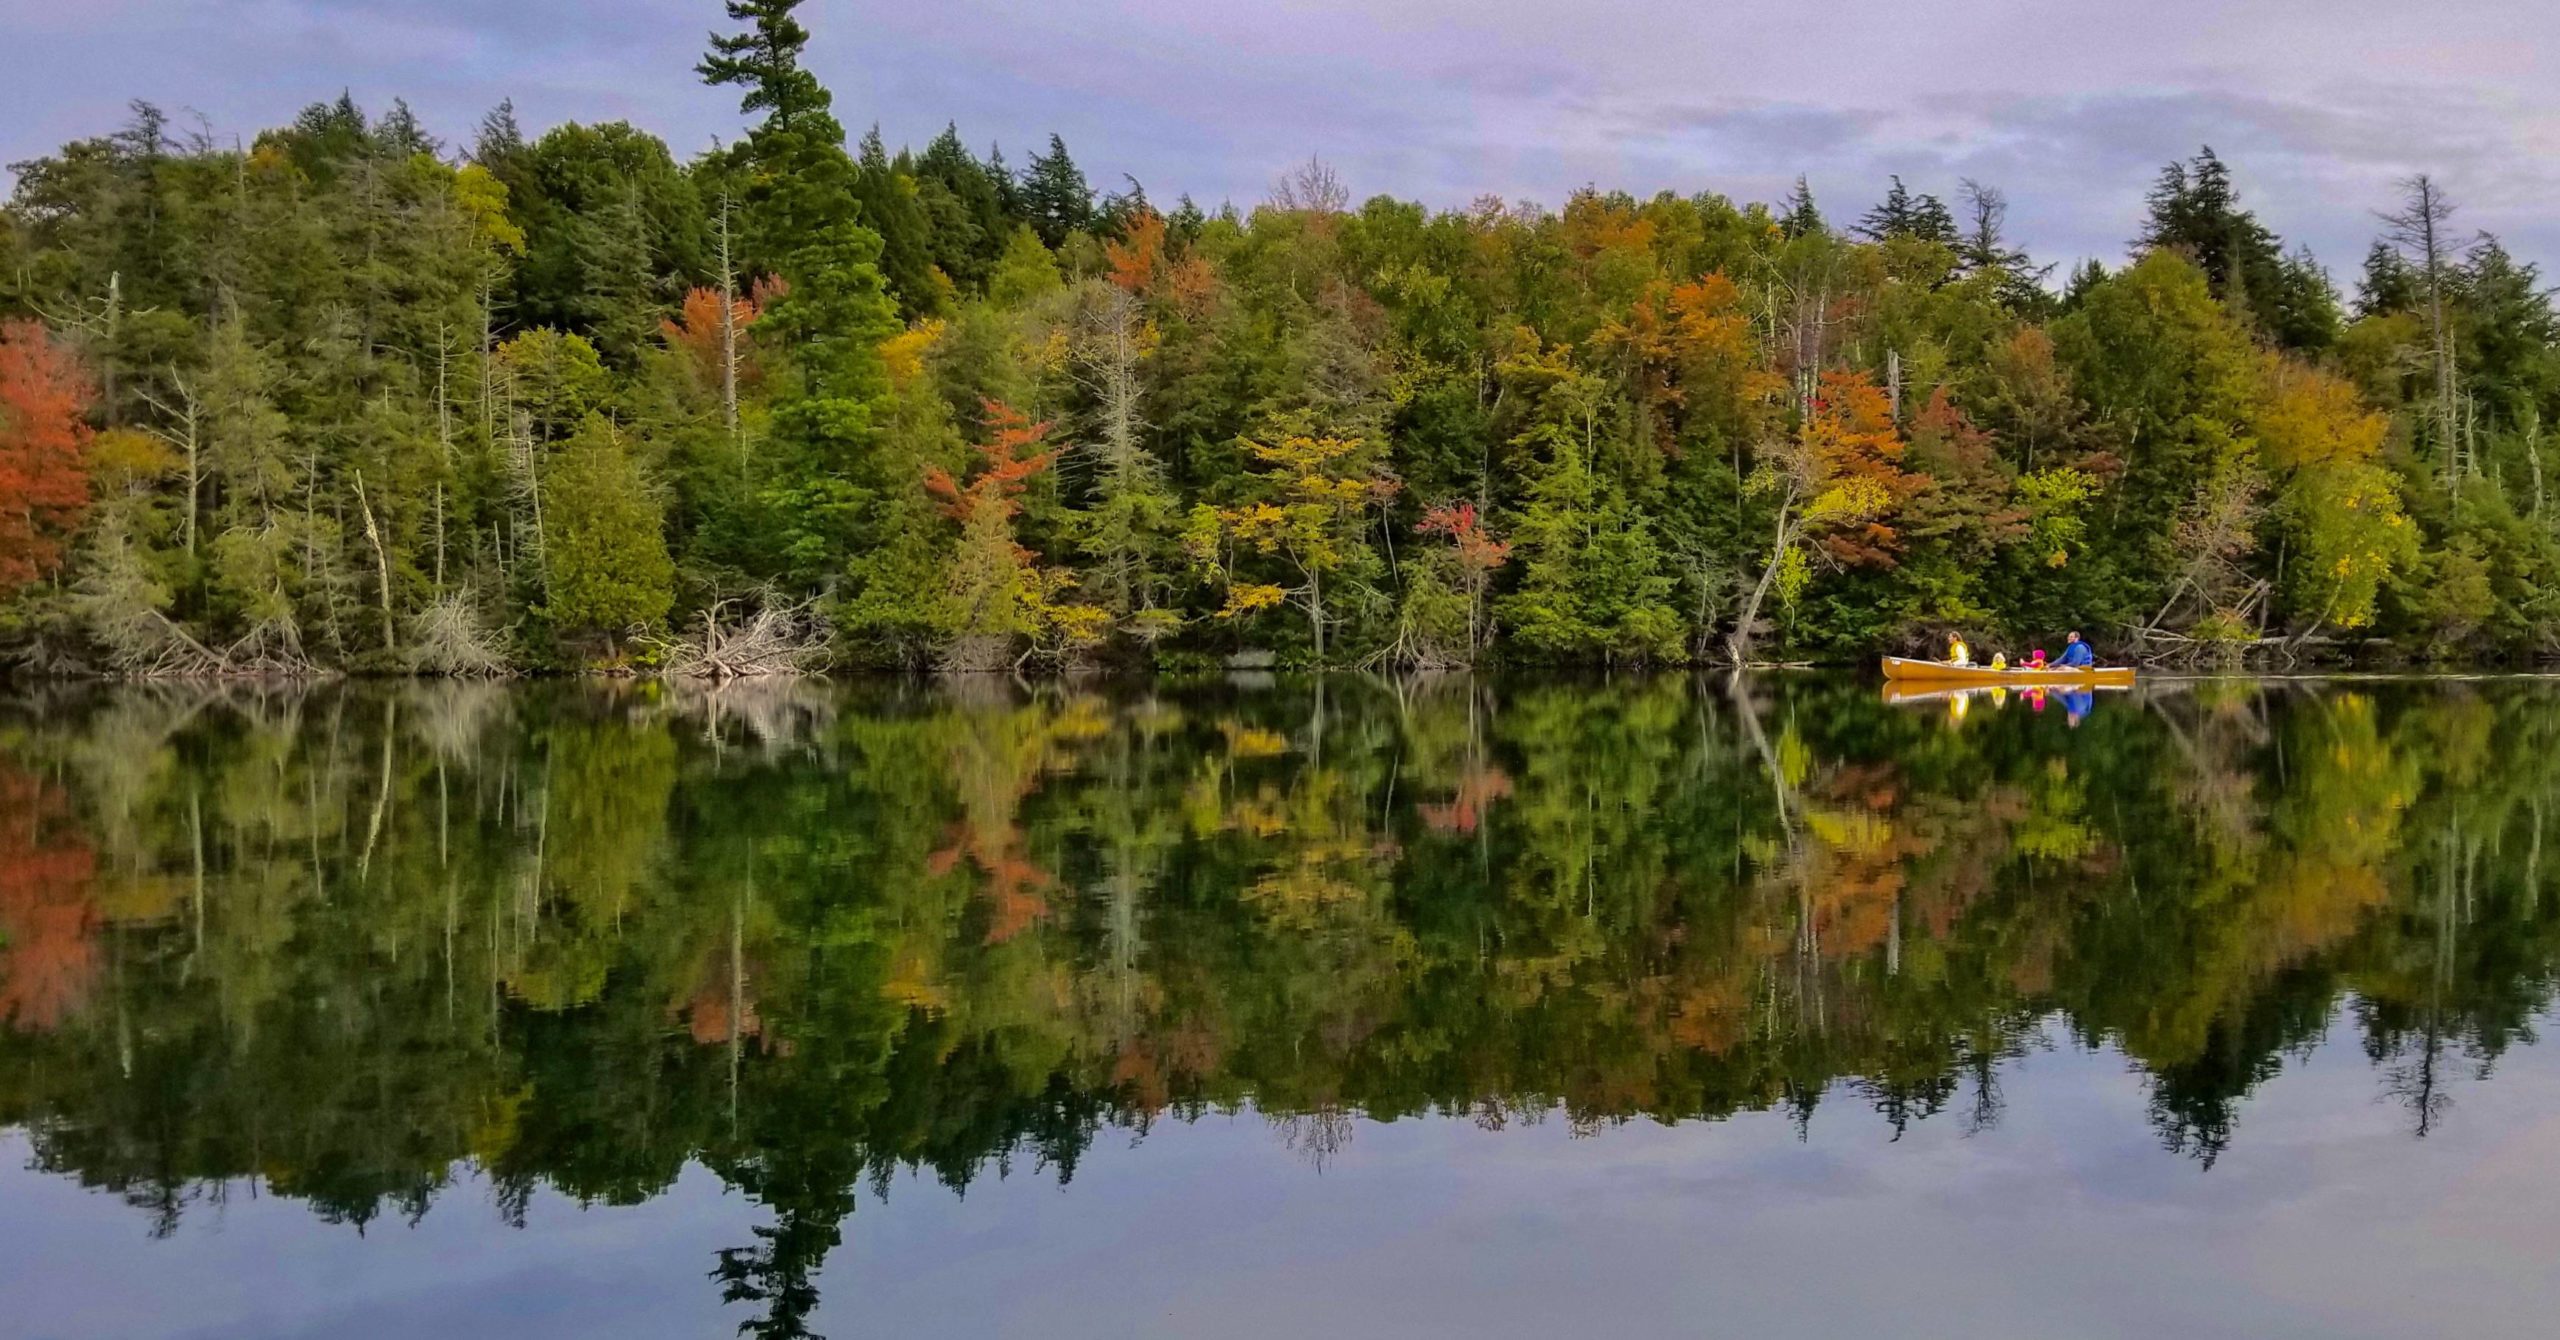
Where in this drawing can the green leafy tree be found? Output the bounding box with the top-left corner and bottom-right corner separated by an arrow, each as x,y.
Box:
544,417 -> 674,651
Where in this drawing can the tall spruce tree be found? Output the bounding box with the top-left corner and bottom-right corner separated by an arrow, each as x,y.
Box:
1021,134 -> 1096,249
2140,146 -> 2338,350
699,0 -> 900,579
852,127 -> 943,317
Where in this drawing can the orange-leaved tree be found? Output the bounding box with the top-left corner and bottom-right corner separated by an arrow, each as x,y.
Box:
925,401 -> 1106,669
1730,370 -> 1919,663
0,320 -> 95,596
660,277 -> 778,394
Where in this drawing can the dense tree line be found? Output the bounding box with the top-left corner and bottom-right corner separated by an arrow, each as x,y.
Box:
4,0 -> 2558,673
3,674 -> 2554,1333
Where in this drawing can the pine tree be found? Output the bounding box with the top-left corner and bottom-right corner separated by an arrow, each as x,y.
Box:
2141,146 -> 2335,349
852,127 -> 944,317
1494,353 -> 1680,662
2356,241 -> 2416,319
914,123 -> 1011,288
1858,177 -> 1916,241
1021,134 -> 1095,249
1779,177 -> 1824,239
699,0 -> 899,576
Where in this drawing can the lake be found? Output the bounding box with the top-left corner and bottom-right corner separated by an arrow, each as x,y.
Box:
3,674 -> 2558,1339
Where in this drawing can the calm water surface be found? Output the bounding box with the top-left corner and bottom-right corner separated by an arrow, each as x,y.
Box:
3,675 -> 2558,1338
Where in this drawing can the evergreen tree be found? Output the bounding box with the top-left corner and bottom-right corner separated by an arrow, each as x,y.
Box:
2356,241 -> 2417,319
1778,176 -> 1825,239
543,416 -> 674,649
912,123 -> 1013,289
852,127 -> 944,317
699,0 -> 900,579
1021,134 -> 1096,249
498,122 -> 709,364
1493,353 -> 1680,662
2139,146 -> 2337,349
1859,176 -> 1956,246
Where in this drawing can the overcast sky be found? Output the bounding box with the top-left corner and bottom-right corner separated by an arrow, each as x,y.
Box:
7,0 -> 2558,282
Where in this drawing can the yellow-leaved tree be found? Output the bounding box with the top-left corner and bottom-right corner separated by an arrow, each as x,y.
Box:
1184,433 -> 1395,663
2252,355 -> 2415,635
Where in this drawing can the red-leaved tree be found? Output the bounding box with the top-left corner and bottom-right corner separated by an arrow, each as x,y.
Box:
0,320 -> 95,595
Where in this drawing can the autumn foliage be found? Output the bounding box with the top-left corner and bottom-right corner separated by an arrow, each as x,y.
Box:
923,400 -> 1059,525
0,320 -> 95,596
659,276 -> 780,392
1802,371 -> 1923,568
0,766 -> 99,1032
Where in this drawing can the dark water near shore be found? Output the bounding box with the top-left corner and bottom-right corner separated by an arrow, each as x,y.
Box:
4,674 -> 2559,1338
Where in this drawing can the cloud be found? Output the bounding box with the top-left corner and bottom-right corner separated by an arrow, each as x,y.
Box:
4,0 -> 2555,278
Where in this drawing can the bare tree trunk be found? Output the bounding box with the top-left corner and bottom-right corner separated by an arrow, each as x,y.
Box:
521,415 -> 548,587
1071,284 -> 1153,616
142,375 -> 205,556
2531,409 -> 2547,523
478,271 -> 499,447
1308,566 -> 1325,663
354,469 -> 396,654
435,330 -> 455,467
716,196 -> 742,457
1728,497 -> 1796,665
102,272 -> 122,424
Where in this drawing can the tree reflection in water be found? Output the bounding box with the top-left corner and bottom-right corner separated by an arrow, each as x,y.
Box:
2,674 -> 2555,1335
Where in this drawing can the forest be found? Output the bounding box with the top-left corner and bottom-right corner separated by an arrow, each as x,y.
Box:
3,0 -> 2557,674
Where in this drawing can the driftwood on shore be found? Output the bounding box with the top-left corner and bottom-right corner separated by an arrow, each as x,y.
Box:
650,594 -> 831,680
405,591 -> 514,678
96,611 -> 329,680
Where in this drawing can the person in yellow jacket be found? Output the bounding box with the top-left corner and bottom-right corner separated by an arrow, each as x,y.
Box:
1946,633 -> 1971,667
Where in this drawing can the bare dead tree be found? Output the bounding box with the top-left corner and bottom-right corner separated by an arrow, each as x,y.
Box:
1065,280 -> 1170,626
2379,175 -> 2461,487
715,194 -> 743,455
353,468 -> 396,655
1268,155 -> 1349,216
136,375 -> 205,556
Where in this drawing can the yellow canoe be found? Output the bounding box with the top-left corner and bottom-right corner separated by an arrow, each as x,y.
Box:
1880,681 -> 2132,706
1881,656 -> 2135,689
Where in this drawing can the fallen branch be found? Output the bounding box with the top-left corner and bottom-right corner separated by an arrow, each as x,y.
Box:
654,593 -> 831,679
408,590 -> 515,677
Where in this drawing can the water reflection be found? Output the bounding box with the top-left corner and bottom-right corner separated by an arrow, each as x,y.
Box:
1,674 -> 2555,1334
